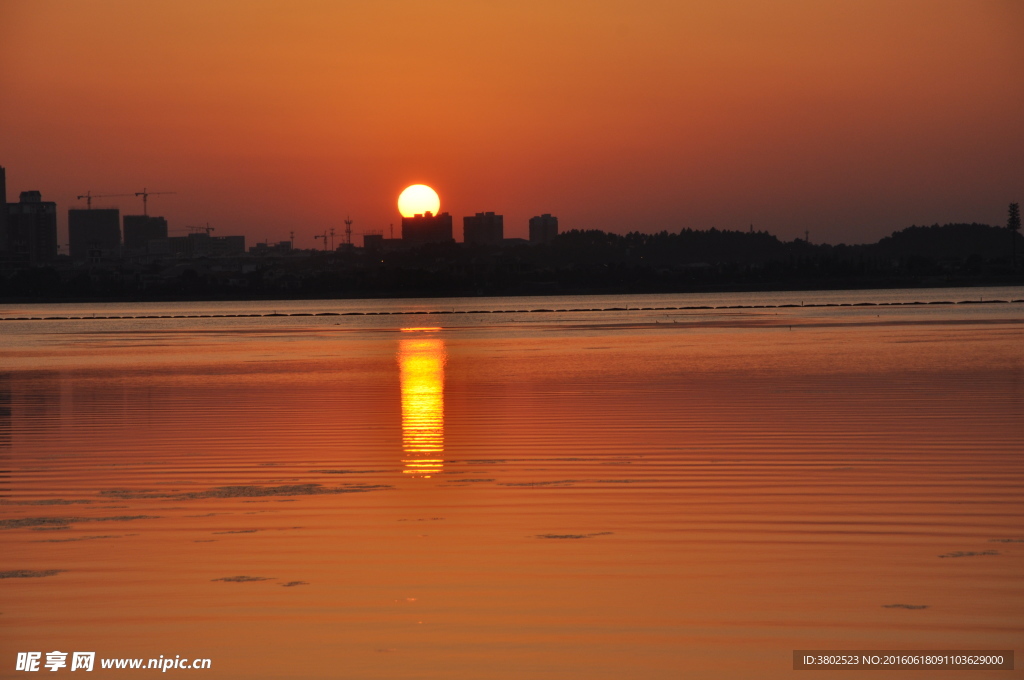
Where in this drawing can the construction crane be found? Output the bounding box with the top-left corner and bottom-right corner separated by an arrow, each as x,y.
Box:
187,224 -> 215,235
344,217 -> 353,246
329,227 -> 335,251
76,191 -> 133,209
314,232 -> 328,251
135,187 -> 176,216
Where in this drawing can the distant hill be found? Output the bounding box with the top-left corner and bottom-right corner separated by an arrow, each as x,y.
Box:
870,223 -> 1018,260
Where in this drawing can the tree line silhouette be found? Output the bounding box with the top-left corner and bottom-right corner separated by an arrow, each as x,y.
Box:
2,219 -> 1021,301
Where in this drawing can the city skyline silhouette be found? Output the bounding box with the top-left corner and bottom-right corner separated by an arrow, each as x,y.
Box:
0,2 -> 1020,248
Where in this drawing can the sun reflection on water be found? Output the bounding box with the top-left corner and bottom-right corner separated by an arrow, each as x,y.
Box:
398,335 -> 445,477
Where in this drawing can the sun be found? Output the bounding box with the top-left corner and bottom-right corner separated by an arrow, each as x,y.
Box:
398,184 -> 440,218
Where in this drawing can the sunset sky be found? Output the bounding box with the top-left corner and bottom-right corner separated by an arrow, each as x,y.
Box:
1,0 -> 1021,248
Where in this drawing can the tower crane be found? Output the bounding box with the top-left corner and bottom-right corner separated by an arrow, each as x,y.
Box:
76,191 -> 133,209
329,227 -> 335,251
187,224 -> 215,235
314,232 -> 328,251
135,187 -> 176,216
344,217 -> 353,246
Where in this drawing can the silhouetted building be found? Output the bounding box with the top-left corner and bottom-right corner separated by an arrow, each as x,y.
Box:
5,190 -> 58,263
529,214 -> 558,244
161,232 -> 245,257
209,235 -> 245,255
123,215 -> 168,253
363,234 -> 406,253
164,236 -> 189,256
249,240 -> 292,255
0,166 -> 7,254
147,238 -> 172,256
69,208 -> 120,262
463,212 -> 503,245
402,211 -> 453,245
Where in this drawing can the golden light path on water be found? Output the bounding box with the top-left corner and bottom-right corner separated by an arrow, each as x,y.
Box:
0,291 -> 1022,680
398,330 -> 446,477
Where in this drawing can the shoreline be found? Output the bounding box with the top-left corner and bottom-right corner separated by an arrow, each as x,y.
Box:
2,276 -> 1023,307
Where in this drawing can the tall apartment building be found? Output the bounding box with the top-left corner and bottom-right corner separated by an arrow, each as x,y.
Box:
529,214 -> 558,244
5,190 -> 58,263
123,215 -> 168,253
463,212 -> 503,245
68,208 -> 121,261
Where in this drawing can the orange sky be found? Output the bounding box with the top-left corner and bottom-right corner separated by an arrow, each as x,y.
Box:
1,0 -> 1022,248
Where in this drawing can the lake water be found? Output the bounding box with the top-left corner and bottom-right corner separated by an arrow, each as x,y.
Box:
2,287 -> 1022,679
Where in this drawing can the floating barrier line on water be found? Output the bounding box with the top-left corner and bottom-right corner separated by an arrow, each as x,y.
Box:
0,299 -> 1020,321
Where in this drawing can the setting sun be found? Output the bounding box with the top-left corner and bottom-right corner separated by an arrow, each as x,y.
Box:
397,184 -> 441,218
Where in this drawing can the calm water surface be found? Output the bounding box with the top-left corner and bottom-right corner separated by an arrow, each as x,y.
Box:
2,288 -> 1022,679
